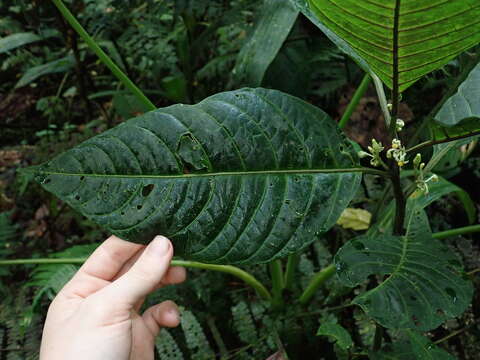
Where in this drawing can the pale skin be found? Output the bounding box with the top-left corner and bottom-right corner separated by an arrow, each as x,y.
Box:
40,235 -> 187,360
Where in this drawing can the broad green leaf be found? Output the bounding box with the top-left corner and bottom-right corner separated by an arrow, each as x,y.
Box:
231,0 -> 298,87
298,0 -> 480,91
15,55 -> 75,88
24,88 -> 361,265
317,322 -> 353,350
435,63 -> 480,126
429,118 -> 480,144
0,32 -> 41,54
335,208 -> 473,330
372,176 -> 475,234
370,331 -> 455,360
409,177 -> 476,225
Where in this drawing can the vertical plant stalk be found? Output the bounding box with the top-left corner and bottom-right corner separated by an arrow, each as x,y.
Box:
298,264 -> 335,305
50,0 -> 156,111
372,324 -> 384,352
269,260 -> 285,310
389,0 -> 406,236
0,258 -> 272,301
69,29 -> 93,120
338,74 -> 371,129
284,253 -> 300,291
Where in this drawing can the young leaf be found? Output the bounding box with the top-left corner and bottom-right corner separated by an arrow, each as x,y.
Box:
231,0 -> 298,87
317,322 -> 353,351
24,88 -> 361,265
370,330 -> 455,360
295,0 -> 480,91
335,208 -> 473,331
0,32 -> 42,54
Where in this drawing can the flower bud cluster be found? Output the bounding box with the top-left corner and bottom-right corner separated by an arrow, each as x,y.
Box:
386,138 -> 408,167
358,139 -> 385,168
413,154 -> 438,194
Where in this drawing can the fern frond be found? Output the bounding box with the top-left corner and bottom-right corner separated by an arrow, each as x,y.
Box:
156,329 -> 184,360
180,309 -> 215,360
231,301 -> 258,345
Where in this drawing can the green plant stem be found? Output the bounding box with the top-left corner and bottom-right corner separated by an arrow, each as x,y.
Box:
406,129 -> 480,154
207,317 -> 229,360
390,166 -> 406,235
50,0 -> 156,111
432,224 -> 480,239
269,260 -> 285,310
299,264 -> 336,305
338,74 -> 371,129
372,74 -> 391,127
284,253 -> 300,291
0,258 -> 272,301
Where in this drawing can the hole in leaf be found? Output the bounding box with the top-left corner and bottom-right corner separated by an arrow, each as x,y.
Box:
75,195 -> 80,201
285,199 -> 291,204
412,315 -> 420,327
410,295 -> 417,301
448,259 -> 461,268
80,176 -> 85,181
352,241 -> 365,251
142,184 -> 155,197
436,309 -> 445,316
121,211 -> 125,216
445,287 -> 458,303
137,205 -> 143,210
44,178 -> 51,184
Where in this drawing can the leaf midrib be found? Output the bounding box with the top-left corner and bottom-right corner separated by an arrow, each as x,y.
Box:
25,167 -> 371,179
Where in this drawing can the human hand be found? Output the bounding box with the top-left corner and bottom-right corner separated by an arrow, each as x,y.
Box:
40,235 -> 186,360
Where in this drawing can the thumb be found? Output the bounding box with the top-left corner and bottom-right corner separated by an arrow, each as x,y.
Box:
102,235 -> 173,306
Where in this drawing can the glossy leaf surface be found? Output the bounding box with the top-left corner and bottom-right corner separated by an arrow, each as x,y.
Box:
435,63 -> 480,126
231,0 -> 298,87
336,208 -> 473,331
299,0 -> 480,91
26,88 -> 361,265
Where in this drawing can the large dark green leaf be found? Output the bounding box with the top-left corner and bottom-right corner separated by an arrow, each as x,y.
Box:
24,88 -> 361,265
231,0 -> 298,87
370,331 -> 455,360
435,63 -> 480,126
335,207 -> 473,331
296,0 -> 480,91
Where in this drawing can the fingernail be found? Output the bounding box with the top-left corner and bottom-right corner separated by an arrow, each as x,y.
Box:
169,308 -> 180,323
149,236 -> 170,256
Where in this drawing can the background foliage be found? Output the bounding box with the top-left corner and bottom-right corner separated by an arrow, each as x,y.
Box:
1,0 -> 480,359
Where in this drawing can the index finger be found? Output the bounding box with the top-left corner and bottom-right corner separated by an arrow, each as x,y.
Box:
61,235 -> 144,298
